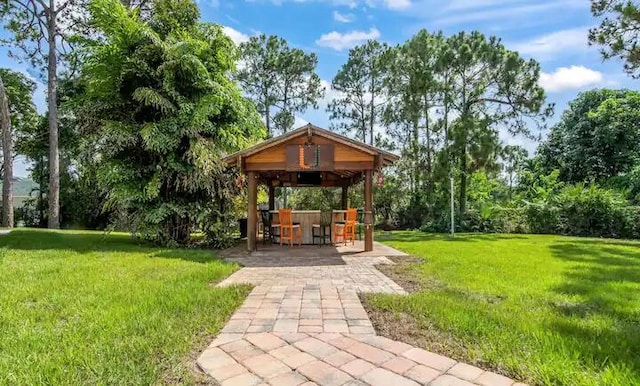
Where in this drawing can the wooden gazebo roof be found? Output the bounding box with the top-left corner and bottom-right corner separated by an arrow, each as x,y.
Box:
223,124 -> 399,187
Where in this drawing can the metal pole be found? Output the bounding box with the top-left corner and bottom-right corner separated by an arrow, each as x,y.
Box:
450,175 -> 454,237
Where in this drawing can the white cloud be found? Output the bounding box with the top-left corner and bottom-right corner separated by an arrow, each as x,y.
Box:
510,27 -> 589,60
294,116 -> 309,128
364,0 -> 411,9
443,0 -> 510,12
246,0 -> 413,10
320,78 -> 342,107
333,10 -> 355,23
316,27 -> 381,51
539,65 -> 603,92
222,26 -> 250,45
384,0 -> 411,9
429,0 -> 585,26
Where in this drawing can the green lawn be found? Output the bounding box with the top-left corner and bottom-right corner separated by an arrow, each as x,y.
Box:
0,229 -> 249,385
366,232 -> 640,386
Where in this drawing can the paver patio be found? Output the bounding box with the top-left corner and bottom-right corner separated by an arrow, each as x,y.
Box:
198,242 -> 525,385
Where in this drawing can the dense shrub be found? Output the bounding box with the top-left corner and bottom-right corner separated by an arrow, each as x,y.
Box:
523,183 -> 640,239
497,207 -> 529,234
525,202 -> 560,234
555,184 -> 625,237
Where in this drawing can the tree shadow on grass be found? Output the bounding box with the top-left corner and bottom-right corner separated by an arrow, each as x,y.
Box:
0,229 -> 224,264
378,231 -> 530,244
548,241 -> 640,379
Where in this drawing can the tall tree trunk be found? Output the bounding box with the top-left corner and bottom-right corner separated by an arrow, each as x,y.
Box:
412,117 -> 420,196
443,79 -> 450,171
424,102 -> 432,186
38,156 -> 46,227
47,4 -> 60,229
424,104 -> 432,217
0,75 -> 13,228
458,137 -> 467,216
265,105 -> 271,138
369,74 -> 375,146
508,172 -> 513,200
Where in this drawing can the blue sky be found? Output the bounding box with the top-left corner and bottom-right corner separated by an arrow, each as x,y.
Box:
1,0 -> 638,176
214,0 -> 636,152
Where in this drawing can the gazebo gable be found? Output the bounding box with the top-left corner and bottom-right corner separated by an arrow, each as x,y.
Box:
224,124 -> 398,175
244,131 -> 374,172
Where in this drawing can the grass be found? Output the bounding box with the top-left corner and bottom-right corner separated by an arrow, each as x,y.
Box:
365,232 -> 640,386
0,229 -> 249,385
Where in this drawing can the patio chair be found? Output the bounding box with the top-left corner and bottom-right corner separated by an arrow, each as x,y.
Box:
334,208 -> 357,246
312,210 -> 333,246
279,209 -> 301,246
260,210 -> 279,244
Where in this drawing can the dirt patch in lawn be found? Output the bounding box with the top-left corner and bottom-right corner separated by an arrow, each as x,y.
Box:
364,258 -> 521,382
360,298 -> 468,359
375,258 -> 424,293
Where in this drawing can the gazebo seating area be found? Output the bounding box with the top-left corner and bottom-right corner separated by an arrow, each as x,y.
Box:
224,124 -> 398,252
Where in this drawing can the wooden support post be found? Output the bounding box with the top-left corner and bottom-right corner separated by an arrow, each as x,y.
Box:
364,170 -> 373,252
341,186 -> 348,210
247,171 -> 257,252
268,186 -> 275,211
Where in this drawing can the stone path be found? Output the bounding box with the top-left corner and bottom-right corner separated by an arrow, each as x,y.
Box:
198,251 -> 526,386
219,286 -> 376,335
219,256 -> 405,294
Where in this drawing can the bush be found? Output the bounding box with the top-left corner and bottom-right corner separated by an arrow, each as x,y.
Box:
498,206 -> 529,234
14,198 -> 42,227
199,209 -> 238,250
525,201 -> 560,234
555,184 -> 628,238
523,183 -> 639,239
620,205 -> 640,238
203,220 -> 237,249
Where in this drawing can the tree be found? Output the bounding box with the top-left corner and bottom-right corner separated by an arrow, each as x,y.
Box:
0,69 -> 38,227
0,70 -> 39,145
274,44 -> 324,134
0,75 -> 12,228
0,0 -> 81,228
501,145 -> 528,198
383,31 -> 445,199
80,0 -> 263,244
237,35 -> 283,137
538,89 -> 640,184
328,40 -> 387,145
17,77 -> 87,228
238,34 -> 323,137
590,0 -> 640,78
444,31 -> 551,215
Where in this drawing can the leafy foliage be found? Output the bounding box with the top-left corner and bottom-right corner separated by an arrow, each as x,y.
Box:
238,34 -> 324,137
326,30 -> 551,229
0,69 -> 38,147
590,0 -> 640,77
538,89 -> 640,184
328,39 -> 387,145
78,0 -> 263,244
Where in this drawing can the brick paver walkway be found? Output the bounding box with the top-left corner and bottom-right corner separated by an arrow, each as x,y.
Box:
198,249 -> 526,386
219,256 -> 405,294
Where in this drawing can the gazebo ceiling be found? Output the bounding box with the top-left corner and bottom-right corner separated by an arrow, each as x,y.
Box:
223,124 -> 399,188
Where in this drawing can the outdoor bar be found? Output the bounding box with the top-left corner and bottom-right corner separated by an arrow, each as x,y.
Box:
268,209 -> 351,245
223,124 -> 399,252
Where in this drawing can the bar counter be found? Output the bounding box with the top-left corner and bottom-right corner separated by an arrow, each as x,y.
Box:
269,210 -> 347,244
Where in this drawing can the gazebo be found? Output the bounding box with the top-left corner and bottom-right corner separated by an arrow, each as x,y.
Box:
223,124 -> 399,252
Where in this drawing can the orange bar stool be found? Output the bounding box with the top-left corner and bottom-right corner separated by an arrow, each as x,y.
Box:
279,209 -> 301,246
334,208 -> 357,246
